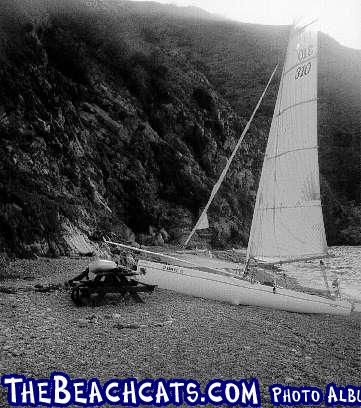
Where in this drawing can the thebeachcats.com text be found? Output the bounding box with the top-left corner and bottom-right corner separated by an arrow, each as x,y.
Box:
1,373 -> 361,407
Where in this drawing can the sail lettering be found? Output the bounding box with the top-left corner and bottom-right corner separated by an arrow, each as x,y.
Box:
297,45 -> 314,61
295,62 -> 312,79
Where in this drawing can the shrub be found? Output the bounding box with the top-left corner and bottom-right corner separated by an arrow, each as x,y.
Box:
43,26 -> 89,84
0,251 -> 10,279
193,87 -> 215,112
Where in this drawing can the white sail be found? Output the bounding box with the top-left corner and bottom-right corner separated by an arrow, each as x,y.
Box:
247,24 -> 328,264
196,212 -> 209,230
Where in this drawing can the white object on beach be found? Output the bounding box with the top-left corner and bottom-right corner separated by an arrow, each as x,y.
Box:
88,259 -> 117,274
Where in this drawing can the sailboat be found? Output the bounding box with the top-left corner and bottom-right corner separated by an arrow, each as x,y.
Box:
105,22 -> 352,315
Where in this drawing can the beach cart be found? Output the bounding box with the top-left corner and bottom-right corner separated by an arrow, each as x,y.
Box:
68,260 -> 156,306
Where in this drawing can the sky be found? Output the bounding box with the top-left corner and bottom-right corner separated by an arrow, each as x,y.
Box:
134,0 -> 361,49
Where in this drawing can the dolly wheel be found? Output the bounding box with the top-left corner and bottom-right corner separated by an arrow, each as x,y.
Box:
95,289 -> 106,302
71,287 -> 90,306
71,287 -> 82,306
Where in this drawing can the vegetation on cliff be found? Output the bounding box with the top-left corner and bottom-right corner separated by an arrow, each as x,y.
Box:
0,0 -> 359,256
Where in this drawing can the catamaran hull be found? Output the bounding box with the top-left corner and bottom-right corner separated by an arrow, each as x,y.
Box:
136,260 -> 351,315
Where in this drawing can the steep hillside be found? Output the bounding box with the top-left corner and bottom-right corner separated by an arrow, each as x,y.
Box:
0,0 -> 360,256
128,10 -> 361,244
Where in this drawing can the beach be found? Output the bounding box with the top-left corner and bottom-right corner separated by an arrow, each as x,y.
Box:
0,257 -> 360,408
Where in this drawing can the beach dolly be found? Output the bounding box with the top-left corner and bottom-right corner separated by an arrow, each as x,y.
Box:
68,260 -> 156,306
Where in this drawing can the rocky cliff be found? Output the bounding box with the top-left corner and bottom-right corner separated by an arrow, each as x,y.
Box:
0,0 -> 360,257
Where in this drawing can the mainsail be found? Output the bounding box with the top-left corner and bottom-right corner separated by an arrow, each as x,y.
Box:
247,23 -> 328,264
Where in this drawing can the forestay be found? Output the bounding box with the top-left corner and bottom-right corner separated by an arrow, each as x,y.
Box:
185,65 -> 278,246
247,23 -> 328,264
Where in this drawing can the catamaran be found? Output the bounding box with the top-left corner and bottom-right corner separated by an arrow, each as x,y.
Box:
105,22 -> 352,315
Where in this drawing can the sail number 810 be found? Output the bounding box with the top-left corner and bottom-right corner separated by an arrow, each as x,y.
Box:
295,45 -> 313,80
295,62 -> 312,79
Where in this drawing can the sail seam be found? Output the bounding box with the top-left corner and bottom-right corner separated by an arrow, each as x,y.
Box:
271,23 -> 294,263
276,97 -> 317,118
266,145 -> 318,159
256,203 -> 322,211
283,55 -> 317,77
251,253 -> 330,265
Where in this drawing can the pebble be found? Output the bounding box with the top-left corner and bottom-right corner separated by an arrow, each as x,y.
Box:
113,323 -> 140,329
10,350 -> 22,357
78,319 -> 89,327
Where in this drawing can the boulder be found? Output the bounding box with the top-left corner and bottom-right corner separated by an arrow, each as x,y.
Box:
153,233 -> 164,246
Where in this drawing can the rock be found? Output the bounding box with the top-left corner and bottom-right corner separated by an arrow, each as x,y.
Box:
11,350 -> 23,357
87,314 -> 98,322
34,284 -> 61,293
25,241 -> 49,257
159,228 -> 169,242
113,323 -> 140,330
113,223 -> 136,243
137,233 -> 153,245
77,319 -> 89,328
117,126 -> 131,143
130,241 -> 141,249
153,233 -> 164,246
113,95 -> 137,117
149,226 -> 157,237
0,286 -> 17,294
81,102 -> 96,113
62,221 -> 96,256
0,252 -> 10,270
47,240 -> 62,258
79,110 -> 97,125
92,104 -> 122,133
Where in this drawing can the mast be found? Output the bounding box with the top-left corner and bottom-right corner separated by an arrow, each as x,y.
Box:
247,21 -> 328,264
184,65 -> 278,247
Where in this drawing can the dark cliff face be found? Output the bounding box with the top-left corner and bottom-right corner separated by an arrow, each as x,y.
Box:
0,0 -> 360,256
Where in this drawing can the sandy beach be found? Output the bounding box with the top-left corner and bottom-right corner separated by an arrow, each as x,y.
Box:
0,257 -> 360,407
